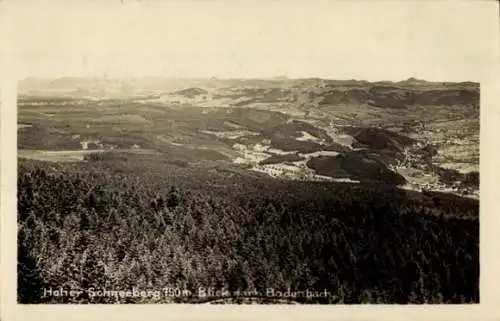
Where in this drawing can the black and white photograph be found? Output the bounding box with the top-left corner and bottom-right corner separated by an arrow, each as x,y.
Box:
3,0 -> 499,315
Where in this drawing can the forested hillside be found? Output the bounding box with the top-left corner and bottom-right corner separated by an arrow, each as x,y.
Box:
18,158 -> 479,304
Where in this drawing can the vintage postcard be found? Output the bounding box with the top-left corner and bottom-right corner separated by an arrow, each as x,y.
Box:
1,0 -> 499,320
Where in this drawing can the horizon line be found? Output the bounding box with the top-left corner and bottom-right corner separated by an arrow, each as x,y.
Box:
18,76 -> 480,84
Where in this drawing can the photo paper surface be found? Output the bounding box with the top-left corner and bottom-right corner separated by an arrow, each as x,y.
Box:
1,0 -> 499,320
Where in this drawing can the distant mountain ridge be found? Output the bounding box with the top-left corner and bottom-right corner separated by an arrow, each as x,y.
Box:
19,76 -> 479,89
18,77 -> 479,108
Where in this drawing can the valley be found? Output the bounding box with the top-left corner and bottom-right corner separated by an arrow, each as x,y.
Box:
18,77 -> 479,198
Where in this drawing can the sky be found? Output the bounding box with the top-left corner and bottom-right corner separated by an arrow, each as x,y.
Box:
2,0 -> 498,81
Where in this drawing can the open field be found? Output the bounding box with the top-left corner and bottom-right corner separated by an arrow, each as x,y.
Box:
18,77 -> 479,304
17,98 -> 478,196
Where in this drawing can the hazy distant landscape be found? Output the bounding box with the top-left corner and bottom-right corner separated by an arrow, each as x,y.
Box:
18,77 -> 479,196
18,77 -> 479,304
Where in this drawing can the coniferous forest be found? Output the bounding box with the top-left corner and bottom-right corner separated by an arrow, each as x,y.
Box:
18,156 -> 479,304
